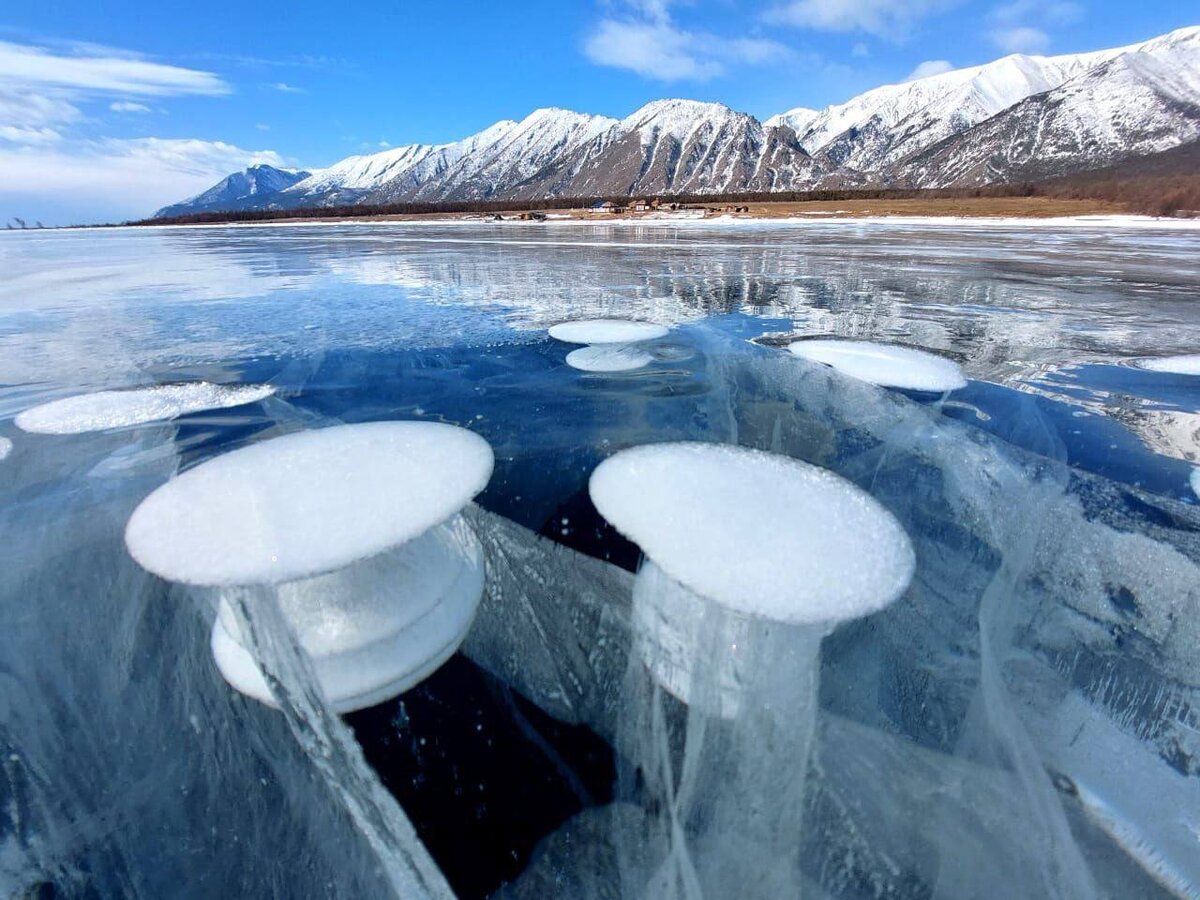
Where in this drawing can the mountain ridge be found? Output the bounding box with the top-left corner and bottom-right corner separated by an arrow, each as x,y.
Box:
156,25 -> 1200,218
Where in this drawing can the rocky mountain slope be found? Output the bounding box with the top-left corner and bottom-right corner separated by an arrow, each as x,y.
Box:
154,165 -> 310,217
156,26 -> 1200,217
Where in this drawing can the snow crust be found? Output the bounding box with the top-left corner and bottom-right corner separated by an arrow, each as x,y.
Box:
15,383 -> 275,435
566,345 -> 653,372
589,442 -> 915,624
211,517 -> 484,713
549,319 -> 668,345
1135,354 -> 1200,375
787,339 -> 967,392
125,421 -> 494,586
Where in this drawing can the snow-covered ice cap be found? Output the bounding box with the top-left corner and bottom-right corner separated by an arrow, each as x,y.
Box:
589,442 -> 915,624
549,319 -> 669,345
125,421 -> 494,587
15,383 -> 275,435
787,340 -> 966,392
566,345 -> 653,372
1134,354 -> 1200,376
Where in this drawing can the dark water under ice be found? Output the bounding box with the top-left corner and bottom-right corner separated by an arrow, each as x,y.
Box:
1,220 -> 1198,899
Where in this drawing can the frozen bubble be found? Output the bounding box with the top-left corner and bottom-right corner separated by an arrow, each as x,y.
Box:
0,436 -> 10,461
15,382 -> 276,435
126,421 -> 494,587
589,442 -> 915,624
211,518 -> 485,713
566,345 -> 653,373
786,339 -> 966,392
1134,354 -> 1200,375
549,319 -> 669,345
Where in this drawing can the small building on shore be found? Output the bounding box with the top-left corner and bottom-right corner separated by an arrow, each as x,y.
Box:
591,200 -> 618,214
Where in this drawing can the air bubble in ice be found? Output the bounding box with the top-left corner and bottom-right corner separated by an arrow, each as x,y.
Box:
549,319 -> 669,345
589,442 -> 915,624
566,345 -> 654,373
125,421 -> 494,586
786,339 -> 966,392
15,382 -> 276,435
1134,354 -> 1200,375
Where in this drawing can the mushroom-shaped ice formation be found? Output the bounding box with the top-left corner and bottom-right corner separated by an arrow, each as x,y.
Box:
1134,354 -> 1200,376
786,339 -> 966,392
15,383 -> 276,435
0,436 -> 10,461
549,319 -> 669,345
125,421 -> 494,713
565,345 -> 655,373
589,442 -> 915,897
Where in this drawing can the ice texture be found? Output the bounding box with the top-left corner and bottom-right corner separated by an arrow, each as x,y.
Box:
211,516 -> 485,713
787,339 -> 967,391
1135,353 -> 1200,374
0,436 -> 10,461
125,421 -> 494,586
1192,467 -> 1200,497
566,345 -> 653,372
14,382 -> 275,434
549,319 -> 669,345
589,442 -> 916,624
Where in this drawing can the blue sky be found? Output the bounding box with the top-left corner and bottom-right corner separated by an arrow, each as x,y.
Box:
0,0 -> 1193,224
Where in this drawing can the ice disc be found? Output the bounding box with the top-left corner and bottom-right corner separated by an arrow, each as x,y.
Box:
566,345 -> 654,372
786,340 -> 966,392
549,319 -> 669,345
125,421 -> 494,586
589,442 -> 915,624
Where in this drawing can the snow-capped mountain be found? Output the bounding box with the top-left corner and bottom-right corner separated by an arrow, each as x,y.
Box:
510,100 -> 824,198
154,165 -> 311,217
155,26 -> 1200,218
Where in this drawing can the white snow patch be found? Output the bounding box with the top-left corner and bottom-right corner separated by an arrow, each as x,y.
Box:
125,421 -> 494,587
15,383 -> 275,435
589,442 -> 915,624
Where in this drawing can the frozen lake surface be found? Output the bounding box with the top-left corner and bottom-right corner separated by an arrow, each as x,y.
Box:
1,221 -> 1199,899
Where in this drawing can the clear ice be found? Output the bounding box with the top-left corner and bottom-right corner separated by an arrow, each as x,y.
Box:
2,222 -> 1199,899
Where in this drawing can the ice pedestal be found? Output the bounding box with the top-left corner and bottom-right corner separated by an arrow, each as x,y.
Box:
589,442 -> 915,899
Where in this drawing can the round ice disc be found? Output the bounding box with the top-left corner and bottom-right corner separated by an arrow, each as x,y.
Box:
566,345 -> 654,372
1134,354 -> 1200,375
15,383 -> 275,435
787,340 -> 966,392
549,319 -> 669,345
126,421 -> 494,586
211,523 -> 485,713
589,442 -> 915,624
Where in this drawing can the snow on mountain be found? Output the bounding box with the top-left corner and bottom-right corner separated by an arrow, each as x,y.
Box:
154,26 -> 1200,218
154,165 -> 311,217
764,107 -> 819,136
513,99 -> 825,197
897,27 -> 1200,187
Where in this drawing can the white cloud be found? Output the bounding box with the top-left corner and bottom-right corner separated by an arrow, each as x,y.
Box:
851,41 -> 870,57
0,40 -> 228,95
764,0 -> 958,38
255,122 -> 271,131
110,100 -> 151,113
272,81 -> 304,93
905,59 -> 954,80
991,25 -> 1050,53
0,138 -> 288,224
0,125 -> 61,144
584,17 -> 790,81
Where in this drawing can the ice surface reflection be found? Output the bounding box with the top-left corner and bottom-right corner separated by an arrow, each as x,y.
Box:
1,221 -> 1198,899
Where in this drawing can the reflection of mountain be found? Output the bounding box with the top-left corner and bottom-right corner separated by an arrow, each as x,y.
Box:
5,223 -> 1200,418
1112,408 -> 1200,462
